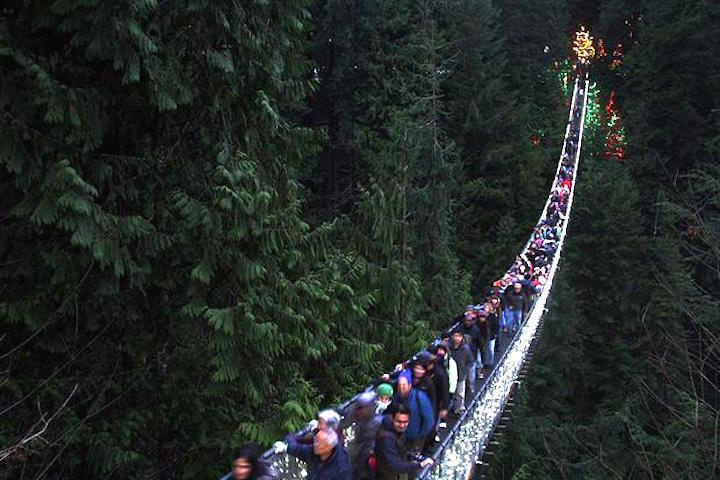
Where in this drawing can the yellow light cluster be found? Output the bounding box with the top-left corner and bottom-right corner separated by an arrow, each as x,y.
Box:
573,26 -> 595,65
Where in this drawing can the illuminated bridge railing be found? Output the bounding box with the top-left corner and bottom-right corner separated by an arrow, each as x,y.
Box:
419,73 -> 590,479
219,74 -> 590,480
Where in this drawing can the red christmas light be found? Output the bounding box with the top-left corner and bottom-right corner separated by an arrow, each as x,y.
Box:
610,43 -> 624,70
603,91 -> 626,162
597,38 -> 607,58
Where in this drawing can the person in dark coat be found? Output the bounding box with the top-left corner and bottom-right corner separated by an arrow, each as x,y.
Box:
449,330 -> 474,414
426,345 -> 450,422
457,311 -> 483,385
223,445 -> 278,480
478,303 -> 500,368
374,403 -> 434,480
457,312 -> 482,354
277,427 -> 353,480
347,392 -> 381,480
410,352 -> 437,419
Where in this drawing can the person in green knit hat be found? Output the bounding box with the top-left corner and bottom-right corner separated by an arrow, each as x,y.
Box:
375,383 -> 393,414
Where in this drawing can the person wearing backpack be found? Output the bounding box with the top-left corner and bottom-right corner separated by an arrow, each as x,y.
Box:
391,370 -> 434,450
348,392 -> 381,480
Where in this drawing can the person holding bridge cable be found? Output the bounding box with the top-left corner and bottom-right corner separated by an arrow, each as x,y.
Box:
273,426 -> 352,480
374,403 -> 434,480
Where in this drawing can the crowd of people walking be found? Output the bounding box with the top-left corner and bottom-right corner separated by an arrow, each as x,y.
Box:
222,83 -> 585,480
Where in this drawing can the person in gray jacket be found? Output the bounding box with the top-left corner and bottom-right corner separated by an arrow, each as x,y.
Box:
449,330 -> 474,414
348,392 -> 381,480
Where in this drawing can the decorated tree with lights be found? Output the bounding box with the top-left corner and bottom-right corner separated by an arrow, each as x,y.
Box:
572,25 -> 596,71
597,37 -> 607,58
554,59 -> 575,100
603,91 -> 626,161
610,43 -> 624,69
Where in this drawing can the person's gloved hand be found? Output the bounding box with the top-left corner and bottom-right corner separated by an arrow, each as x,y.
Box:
420,458 -> 434,468
273,441 -> 288,454
307,419 -> 319,431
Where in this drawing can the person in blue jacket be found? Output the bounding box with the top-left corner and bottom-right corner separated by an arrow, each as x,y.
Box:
273,427 -> 352,480
391,370 -> 434,450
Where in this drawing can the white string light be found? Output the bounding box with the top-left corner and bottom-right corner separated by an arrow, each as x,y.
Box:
422,75 -> 590,479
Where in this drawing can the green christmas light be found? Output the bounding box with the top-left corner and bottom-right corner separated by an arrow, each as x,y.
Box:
555,59 -> 572,98
583,82 -> 603,136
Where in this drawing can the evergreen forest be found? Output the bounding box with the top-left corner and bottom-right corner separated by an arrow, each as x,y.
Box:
1,0 -> 718,478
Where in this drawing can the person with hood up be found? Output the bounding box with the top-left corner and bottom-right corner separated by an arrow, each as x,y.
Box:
391,370 -> 434,450
348,392 -> 381,480
410,351 -> 437,419
375,383 -> 394,415
374,403 -> 434,480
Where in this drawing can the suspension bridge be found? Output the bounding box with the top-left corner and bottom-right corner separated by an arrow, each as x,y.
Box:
222,73 -> 590,480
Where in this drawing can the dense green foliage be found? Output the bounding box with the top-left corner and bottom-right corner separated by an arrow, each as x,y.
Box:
6,0 -> 714,478
448,0 -> 568,292
0,1 -> 566,478
1,1 -> 371,477
492,1 -> 720,478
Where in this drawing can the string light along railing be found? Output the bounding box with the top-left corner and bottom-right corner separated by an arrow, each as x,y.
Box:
218,75 -> 590,480
418,73 -> 590,479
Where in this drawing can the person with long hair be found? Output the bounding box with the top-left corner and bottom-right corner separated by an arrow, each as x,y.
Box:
226,445 -> 278,480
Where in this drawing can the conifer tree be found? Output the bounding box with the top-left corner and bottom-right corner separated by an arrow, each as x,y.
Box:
0,2 -> 377,477
445,0 -> 569,292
